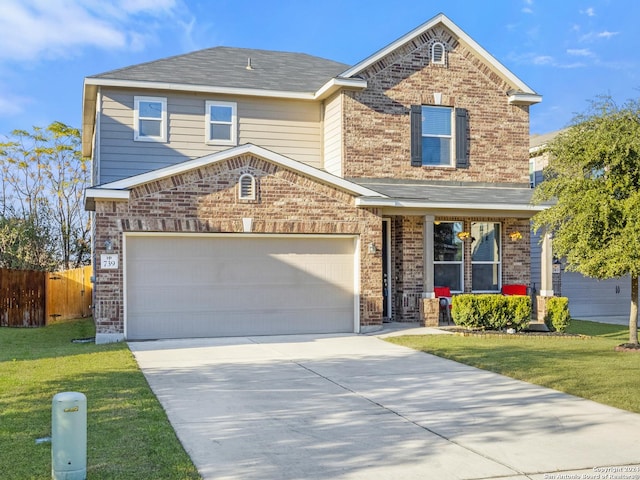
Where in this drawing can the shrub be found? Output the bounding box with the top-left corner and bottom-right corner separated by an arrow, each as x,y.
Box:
451,294 -> 532,331
544,296 -> 571,332
451,294 -> 477,328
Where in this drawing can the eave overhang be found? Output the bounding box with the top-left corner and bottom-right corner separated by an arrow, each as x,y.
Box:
508,92 -> 543,106
355,196 -> 546,218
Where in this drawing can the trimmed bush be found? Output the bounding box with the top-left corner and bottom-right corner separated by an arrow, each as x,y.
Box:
544,296 -> 571,332
451,294 -> 532,331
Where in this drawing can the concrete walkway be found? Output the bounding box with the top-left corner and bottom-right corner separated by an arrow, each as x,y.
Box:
130,331 -> 640,480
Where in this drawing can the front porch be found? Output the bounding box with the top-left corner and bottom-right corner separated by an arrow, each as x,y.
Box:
379,214 -> 555,327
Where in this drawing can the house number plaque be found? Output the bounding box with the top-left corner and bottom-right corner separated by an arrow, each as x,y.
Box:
100,254 -> 119,269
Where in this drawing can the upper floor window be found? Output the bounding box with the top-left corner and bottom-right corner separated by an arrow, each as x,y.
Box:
206,101 -> 237,145
431,42 -> 446,65
421,105 -> 452,166
134,96 -> 167,142
411,105 -> 468,168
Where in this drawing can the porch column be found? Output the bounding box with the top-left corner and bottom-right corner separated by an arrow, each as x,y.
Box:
422,215 -> 435,299
540,232 -> 554,297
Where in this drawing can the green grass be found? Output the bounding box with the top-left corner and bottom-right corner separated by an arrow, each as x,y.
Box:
386,319 -> 640,413
0,319 -> 201,480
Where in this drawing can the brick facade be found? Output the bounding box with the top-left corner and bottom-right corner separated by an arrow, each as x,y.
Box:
88,20 -> 540,336
92,154 -> 384,336
342,25 -> 530,184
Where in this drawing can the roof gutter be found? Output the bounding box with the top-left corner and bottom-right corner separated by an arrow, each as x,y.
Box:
356,196 -> 546,212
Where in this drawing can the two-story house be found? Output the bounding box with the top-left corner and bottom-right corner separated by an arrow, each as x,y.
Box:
84,13 -> 549,343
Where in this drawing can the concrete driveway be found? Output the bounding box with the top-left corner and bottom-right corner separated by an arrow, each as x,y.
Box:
129,332 -> 640,480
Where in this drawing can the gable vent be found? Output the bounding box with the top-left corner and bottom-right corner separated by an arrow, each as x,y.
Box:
239,174 -> 256,200
431,42 -> 446,65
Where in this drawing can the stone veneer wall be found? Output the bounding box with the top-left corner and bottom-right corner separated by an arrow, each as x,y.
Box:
92,154 -> 383,337
342,25 -> 530,184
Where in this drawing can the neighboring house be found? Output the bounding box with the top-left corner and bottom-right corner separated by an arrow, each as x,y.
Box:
84,13 -> 550,343
530,131 -> 630,319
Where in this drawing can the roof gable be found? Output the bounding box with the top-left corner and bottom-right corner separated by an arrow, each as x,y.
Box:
341,13 -> 539,98
84,144 -> 385,210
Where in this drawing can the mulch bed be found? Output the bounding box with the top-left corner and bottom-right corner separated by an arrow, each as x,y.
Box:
440,326 -> 640,350
438,326 -> 586,339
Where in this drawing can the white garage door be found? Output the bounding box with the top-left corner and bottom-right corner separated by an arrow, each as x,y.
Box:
561,271 -> 630,318
125,235 -> 356,340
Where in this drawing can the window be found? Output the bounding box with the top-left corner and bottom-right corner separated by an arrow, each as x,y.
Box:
434,222 -> 464,292
431,42 -> 446,65
238,174 -> 256,200
421,106 -> 452,166
134,96 -> 167,142
471,222 -> 501,291
529,159 -> 536,188
411,105 -> 468,167
206,101 -> 237,145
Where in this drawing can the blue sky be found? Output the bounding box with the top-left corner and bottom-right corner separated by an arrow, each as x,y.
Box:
0,0 -> 638,138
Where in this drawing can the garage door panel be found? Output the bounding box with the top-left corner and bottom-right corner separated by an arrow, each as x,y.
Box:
561,272 -> 630,318
129,283 -> 353,312
126,235 -> 356,339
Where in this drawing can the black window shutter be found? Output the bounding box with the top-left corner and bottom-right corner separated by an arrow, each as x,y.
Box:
455,108 -> 469,167
410,105 -> 422,167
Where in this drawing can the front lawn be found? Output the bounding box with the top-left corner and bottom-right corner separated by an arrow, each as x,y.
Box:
0,319 -> 200,480
386,320 -> 640,413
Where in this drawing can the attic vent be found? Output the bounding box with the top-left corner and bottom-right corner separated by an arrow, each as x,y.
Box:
239,174 -> 256,200
431,42 -> 446,65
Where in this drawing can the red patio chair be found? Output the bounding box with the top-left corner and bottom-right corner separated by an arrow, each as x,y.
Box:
434,286 -> 453,324
501,284 -> 528,296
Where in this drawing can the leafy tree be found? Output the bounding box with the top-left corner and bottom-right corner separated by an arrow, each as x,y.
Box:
0,122 -> 90,270
533,95 -> 640,345
0,215 -> 57,271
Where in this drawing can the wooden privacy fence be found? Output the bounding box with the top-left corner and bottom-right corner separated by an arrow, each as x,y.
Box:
0,266 -> 93,327
46,266 -> 93,323
0,269 -> 46,327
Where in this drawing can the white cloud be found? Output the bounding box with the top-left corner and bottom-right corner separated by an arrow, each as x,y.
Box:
567,48 -> 593,56
597,30 -> 619,39
580,7 -> 596,16
522,7 -> 534,14
580,30 -> 620,42
0,91 -> 32,117
0,0 -> 184,62
532,55 -> 554,65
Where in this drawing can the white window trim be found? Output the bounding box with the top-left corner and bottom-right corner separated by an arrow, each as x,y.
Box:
471,222 -> 502,293
433,221 -> 464,293
238,173 -> 256,200
205,100 -> 237,146
422,105 -> 455,167
133,96 -> 167,142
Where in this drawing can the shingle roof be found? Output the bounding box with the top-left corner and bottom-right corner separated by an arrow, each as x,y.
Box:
530,130 -> 564,149
350,178 -> 543,209
88,46 -> 350,93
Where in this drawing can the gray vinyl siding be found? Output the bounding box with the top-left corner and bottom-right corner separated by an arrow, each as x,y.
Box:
323,92 -> 342,176
98,89 -> 323,183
